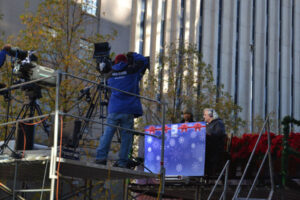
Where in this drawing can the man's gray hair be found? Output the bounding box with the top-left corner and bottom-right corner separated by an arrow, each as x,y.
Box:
204,108 -> 219,119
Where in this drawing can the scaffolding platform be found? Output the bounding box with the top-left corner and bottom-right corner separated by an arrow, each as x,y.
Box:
0,151 -> 157,181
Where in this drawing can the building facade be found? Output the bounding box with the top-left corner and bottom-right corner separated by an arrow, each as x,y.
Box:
129,0 -> 300,133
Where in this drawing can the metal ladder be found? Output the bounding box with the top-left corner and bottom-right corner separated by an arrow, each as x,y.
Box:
207,160 -> 230,200
232,114 -> 275,200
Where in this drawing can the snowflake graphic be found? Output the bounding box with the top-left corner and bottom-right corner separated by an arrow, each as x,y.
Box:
147,136 -> 153,143
176,164 -> 183,172
156,155 -> 161,161
191,143 -> 196,149
197,156 -> 203,162
179,136 -> 185,144
169,138 -> 176,147
190,131 -> 197,138
192,162 -> 201,171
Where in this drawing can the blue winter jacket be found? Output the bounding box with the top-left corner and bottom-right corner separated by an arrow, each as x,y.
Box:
107,53 -> 148,117
0,50 -> 7,68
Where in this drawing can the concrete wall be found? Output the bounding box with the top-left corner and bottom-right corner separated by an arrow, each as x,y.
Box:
0,0 -> 40,37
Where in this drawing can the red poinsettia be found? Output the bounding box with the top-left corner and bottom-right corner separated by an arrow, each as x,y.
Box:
229,132 -> 300,163
288,132 -> 300,163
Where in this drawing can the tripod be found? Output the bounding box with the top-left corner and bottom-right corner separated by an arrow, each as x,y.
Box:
0,86 -> 50,156
70,77 -> 109,149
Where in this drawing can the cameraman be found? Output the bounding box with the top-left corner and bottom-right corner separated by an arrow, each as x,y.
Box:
0,44 -> 12,68
95,52 -> 149,168
0,45 -> 12,90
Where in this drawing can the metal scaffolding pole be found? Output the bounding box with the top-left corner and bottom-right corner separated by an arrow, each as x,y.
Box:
49,71 -> 61,200
158,102 -> 166,200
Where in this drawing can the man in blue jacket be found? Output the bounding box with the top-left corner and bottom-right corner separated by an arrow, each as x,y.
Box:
0,44 -> 12,68
95,52 -> 149,168
0,44 -> 11,90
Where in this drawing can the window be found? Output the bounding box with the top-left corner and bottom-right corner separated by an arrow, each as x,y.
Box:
82,0 -> 97,16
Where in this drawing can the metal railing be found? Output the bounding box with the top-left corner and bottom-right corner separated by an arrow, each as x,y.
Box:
207,160 -> 230,200
50,72 -> 167,200
0,71 -> 167,200
232,114 -> 274,200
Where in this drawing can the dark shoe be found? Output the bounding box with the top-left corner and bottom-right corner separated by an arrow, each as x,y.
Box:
113,162 -> 128,168
95,159 -> 107,165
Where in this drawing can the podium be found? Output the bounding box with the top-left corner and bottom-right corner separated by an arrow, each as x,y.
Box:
144,122 -> 206,176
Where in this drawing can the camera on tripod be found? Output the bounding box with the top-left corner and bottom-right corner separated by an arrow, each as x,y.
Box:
93,42 -> 112,74
0,47 -> 56,155
9,47 -> 57,87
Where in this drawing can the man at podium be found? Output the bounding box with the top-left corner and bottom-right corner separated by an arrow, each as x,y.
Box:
203,108 -> 226,177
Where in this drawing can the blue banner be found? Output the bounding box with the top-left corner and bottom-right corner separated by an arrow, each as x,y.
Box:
144,122 -> 206,176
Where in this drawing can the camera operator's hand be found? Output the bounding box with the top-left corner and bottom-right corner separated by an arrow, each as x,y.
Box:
126,52 -> 135,57
0,45 -> 9,67
126,52 -> 135,65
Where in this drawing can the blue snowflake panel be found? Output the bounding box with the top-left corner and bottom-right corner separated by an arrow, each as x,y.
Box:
144,122 -> 206,176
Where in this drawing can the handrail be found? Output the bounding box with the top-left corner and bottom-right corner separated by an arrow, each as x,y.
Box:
207,160 -> 230,200
61,72 -> 161,104
0,71 -> 167,200
51,72 -> 166,200
232,113 -> 274,200
62,112 -> 161,138
0,75 -> 56,93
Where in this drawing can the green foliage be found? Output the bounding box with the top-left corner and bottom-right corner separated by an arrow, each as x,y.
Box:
140,43 -> 245,135
252,112 -> 278,134
0,0 -> 117,138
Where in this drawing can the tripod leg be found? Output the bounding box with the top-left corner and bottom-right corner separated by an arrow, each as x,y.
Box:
0,104 -> 30,154
78,90 -> 100,141
16,102 -> 37,150
34,103 -> 50,135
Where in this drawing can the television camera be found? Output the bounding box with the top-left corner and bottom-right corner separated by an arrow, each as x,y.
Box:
93,42 -> 150,74
8,47 -> 57,87
93,42 -> 112,74
0,47 -> 55,156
